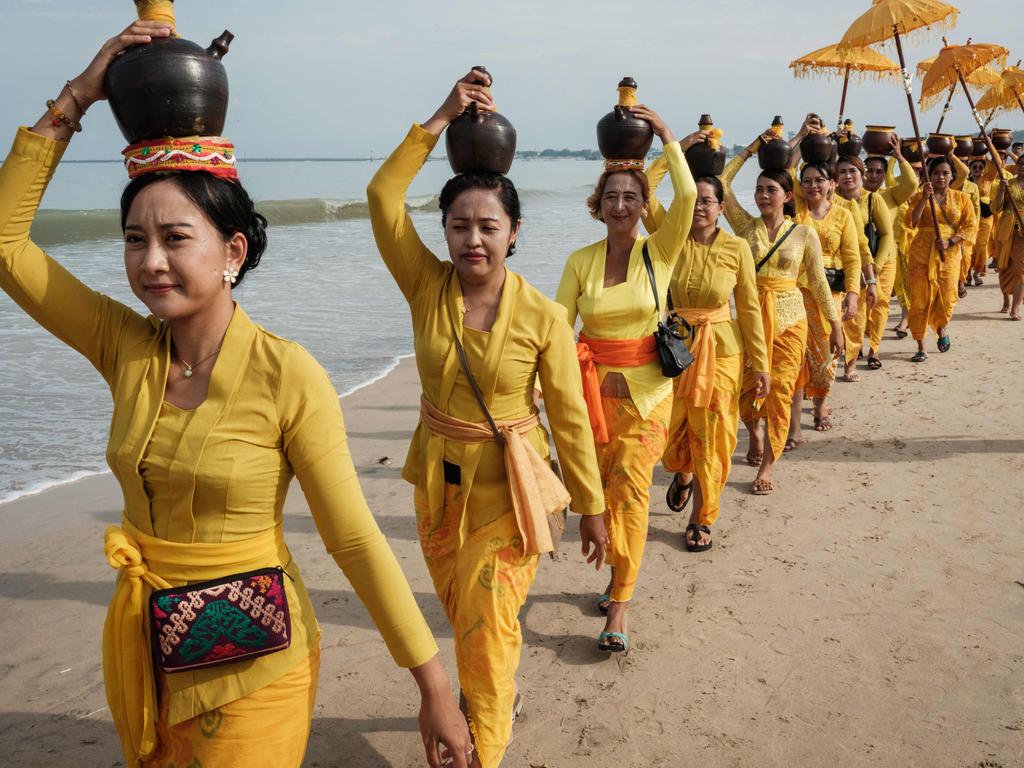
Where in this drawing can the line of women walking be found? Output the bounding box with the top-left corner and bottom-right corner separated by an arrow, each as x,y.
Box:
3,18 -> 1023,768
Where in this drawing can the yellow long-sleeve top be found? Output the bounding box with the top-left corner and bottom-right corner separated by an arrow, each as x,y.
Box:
366,124 -> 604,535
877,156 -> 920,211
852,189 -> 895,267
0,127 -> 438,725
788,167 -> 865,288
949,153 -> 982,239
904,187 -> 977,264
555,141 -> 696,420
642,154 -> 769,371
993,179 -> 1024,241
721,155 -> 839,331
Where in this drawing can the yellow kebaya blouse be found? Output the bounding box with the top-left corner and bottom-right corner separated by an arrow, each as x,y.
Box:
853,190 -> 895,267
904,187 -> 977,266
366,124 -> 604,537
555,141 -> 696,420
0,127 -> 439,726
643,154 -> 769,370
721,155 -> 839,332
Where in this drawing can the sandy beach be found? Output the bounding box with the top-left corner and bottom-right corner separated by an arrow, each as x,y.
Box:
1,283 -> 1023,768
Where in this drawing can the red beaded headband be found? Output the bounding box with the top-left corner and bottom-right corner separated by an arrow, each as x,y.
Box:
122,137 -> 238,180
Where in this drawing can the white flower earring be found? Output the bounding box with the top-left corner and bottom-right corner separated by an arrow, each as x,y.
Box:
223,267 -> 239,285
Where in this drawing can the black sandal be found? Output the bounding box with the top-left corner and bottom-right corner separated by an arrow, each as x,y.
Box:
894,327 -> 909,340
665,475 -> 694,512
867,356 -> 882,370
685,523 -> 713,553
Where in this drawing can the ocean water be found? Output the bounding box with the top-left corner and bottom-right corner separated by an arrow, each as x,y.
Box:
0,155 -> 762,504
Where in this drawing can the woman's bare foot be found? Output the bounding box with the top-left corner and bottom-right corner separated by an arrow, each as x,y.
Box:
812,397 -> 833,431
1000,297 -> 1010,313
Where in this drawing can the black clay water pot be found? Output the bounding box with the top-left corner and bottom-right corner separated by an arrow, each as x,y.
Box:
837,132 -> 863,158
596,77 -> 654,162
684,114 -> 726,177
862,126 -> 895,156
954,135 -> 975,158
758,139 -> 791,171
445,66 -> 517,175
926,133 -> 954,157
105,30 -> 233,143
991,129 -> 1014,151
800,132 -> 835,164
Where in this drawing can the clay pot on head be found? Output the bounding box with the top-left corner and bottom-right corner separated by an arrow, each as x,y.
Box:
991,129 -> 1014,151
862,125 -> 895,156
800,132 -> 835,164
596,77 -> 654,162
684,114 -> 726,177
758,138 -> 792,171
105,30 -> 234,143
837,131 -> 863,158
901,139 -> 923,163
954,135 -> 975,158
445,66 -> 517,175
926,133 -> 954,157
971,137 -> 989,157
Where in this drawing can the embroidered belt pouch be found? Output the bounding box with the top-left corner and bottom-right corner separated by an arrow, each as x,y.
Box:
149,566 -> 291,673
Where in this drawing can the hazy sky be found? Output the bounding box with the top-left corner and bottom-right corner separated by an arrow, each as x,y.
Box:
1,0 -> 1019,159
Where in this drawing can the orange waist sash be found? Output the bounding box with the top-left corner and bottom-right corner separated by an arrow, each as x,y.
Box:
576,333 -> 657,443
675,304 -> 732,408
755,278 -> 798,370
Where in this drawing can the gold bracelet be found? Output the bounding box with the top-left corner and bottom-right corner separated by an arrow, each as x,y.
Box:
46,98 -> 82,133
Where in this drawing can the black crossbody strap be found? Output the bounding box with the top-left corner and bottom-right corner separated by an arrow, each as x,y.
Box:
640,242 -> 661,314
756,222 -> 797,272
445,296 -> 505,447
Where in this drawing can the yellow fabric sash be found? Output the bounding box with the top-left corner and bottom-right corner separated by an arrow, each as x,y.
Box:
675,304 -> 732,408
419,396 -> 569,555
103,521 -> 285,766
755,277 -> 798,371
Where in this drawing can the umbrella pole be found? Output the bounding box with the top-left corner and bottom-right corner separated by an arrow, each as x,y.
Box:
958,70 -> 1024,234
935,84 -> 956,132
893,27 -> 945,260
838,65 -> 851,130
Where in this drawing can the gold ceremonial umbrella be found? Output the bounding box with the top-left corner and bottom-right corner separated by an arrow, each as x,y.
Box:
975,63 -> 1022,123
790,43 -> 900,129
839,0 -> 960,258
917,47 -> 1003,128
923,43 -> 1023,232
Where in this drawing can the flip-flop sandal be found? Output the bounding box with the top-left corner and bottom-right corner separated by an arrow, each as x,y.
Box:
752,478 -> 774,496
975,276 -> 984,285
958,285 -> 968,298
597,630 -> 629,653
911,350 -> 928,362
813,416 -> 833,432
937,336 -> 951,353
685,523 -> 713,553
665,475 -> 694,512
596,594 -> 611,614
745,449 -> 764,466
894,327 -> 909,339
841,371 -> 861,382
867,356 -> 882,370
784,438 -> 802,452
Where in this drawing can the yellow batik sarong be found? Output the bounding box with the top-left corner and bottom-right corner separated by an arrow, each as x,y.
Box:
973,216 -> 993,275
145,647 -> 319,768
662,354 -> 741,527
597,393 -> 671,604
414,484 -> 538,768
740,320 -> 807,460
861,259 -> 898,354
801,288 -> 840,398
909,250 -> 960,340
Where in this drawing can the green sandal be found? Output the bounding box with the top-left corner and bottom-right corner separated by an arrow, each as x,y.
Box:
597,630 -> 629,653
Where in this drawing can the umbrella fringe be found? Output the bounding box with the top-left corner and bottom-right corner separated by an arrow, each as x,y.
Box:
791,65 -> 899,82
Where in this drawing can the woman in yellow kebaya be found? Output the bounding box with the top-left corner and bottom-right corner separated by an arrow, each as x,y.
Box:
556,106 -> 695,650
861,148 -> 920,346
643,163 -> 769,549
789,161 -> 862,432
905,156 -> 977,360
0,21 -> 472,768
992,160 -> 1024,320
722,136 -> 842,495
836,139 -> 918,370
367,70 -> 608,767
967,157 -> 995,287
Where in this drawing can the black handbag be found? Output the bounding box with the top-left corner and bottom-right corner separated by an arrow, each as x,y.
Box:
641,242 -> 694,378
865,192 -> 881,260
824,268 -> 847,293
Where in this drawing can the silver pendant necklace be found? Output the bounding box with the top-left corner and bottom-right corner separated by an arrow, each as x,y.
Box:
177,346 -> 222,379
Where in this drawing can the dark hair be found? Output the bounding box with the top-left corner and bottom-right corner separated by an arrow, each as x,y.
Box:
120,172 -> 267,287
586,169 -> 650,221
694,175 -> 724,203
864,156 -> 888,172
927,155 -> 957,181
800,161 -> 835,183
757,169 -> 797,218
438,173 -> 521,256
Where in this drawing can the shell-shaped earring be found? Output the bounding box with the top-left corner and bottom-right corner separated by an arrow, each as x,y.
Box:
223,268 -> 239,285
